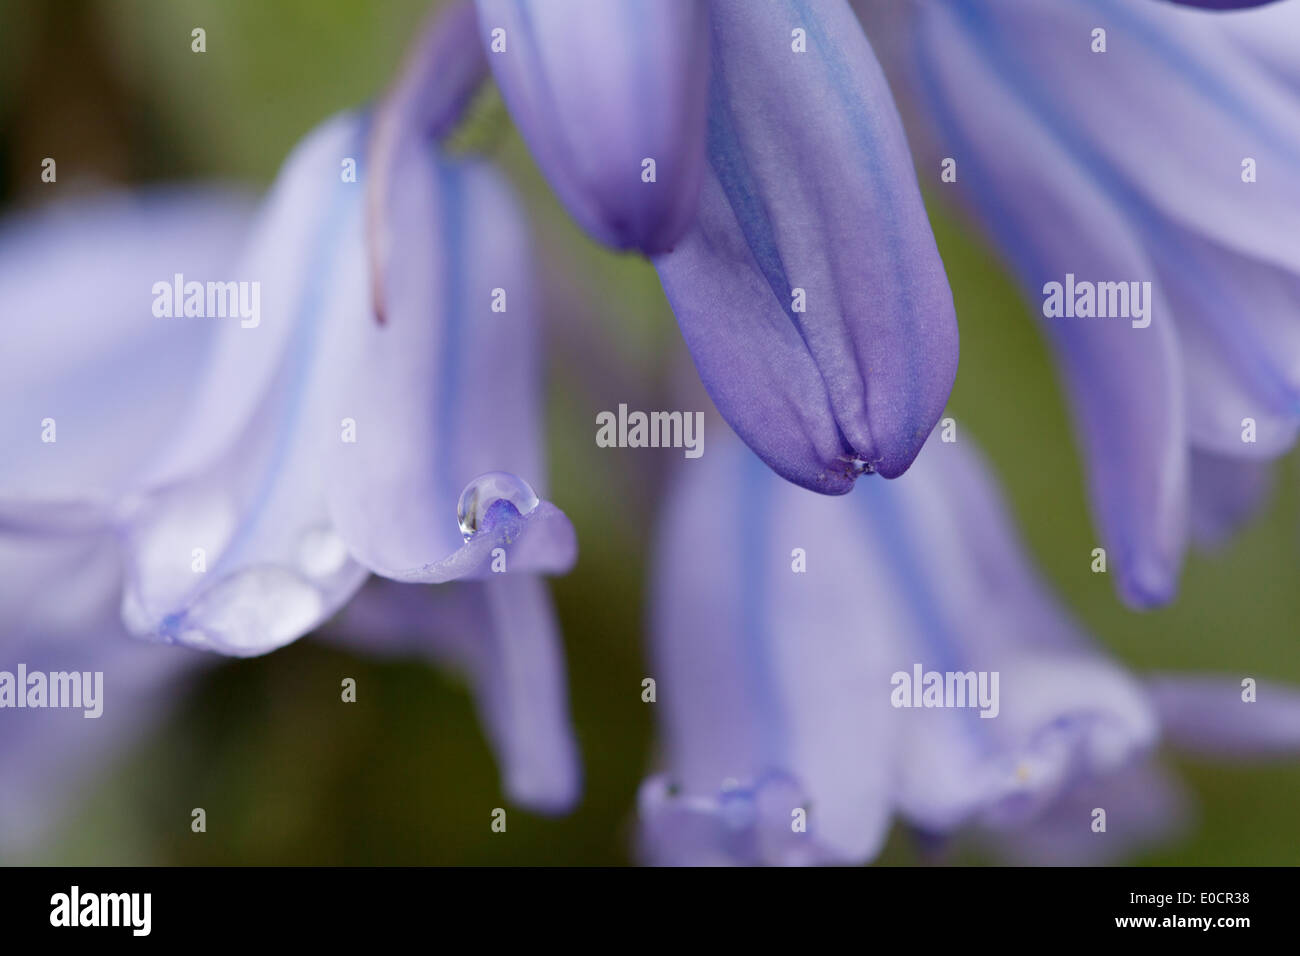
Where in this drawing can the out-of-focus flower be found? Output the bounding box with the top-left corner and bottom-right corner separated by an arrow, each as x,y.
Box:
637,424 -> 1300,865
0,112 -> 582,812
0,532 -> 207,859
0,192 -> 240,854
864,0 -> 1300,606
384,0 -> 958,495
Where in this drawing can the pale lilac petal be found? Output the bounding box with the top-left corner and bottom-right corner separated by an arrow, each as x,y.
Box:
476,0 -> 708,253
0,534 -> 207,856
878,438 -> 1160,830
644,431 -> 899,864
907,2 -> 1188,606
0,190 -> 251,515
119,114 -> 372,656
988,760 -> 1191,866
1149,674 -> 1300,757
654,0 -> 958,493
637,772 -> 823,866
982,0 -> 1300,277
327,138 -> 575,582
1222,0 -> 1300,93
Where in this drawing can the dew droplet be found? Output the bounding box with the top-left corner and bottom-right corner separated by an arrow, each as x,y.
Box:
456,472 -> 540,540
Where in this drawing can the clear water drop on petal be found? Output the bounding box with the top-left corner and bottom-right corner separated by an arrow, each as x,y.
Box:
456,472 -> 540,540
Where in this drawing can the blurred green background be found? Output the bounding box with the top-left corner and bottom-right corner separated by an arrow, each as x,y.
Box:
1,0 -> 1296,865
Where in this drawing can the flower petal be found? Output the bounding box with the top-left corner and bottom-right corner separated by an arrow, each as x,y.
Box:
907,1 -> 1189,606
119,114 -> 372,656
1149,674 -> 1300,757
986,760 -> 1190,866
877,437 -> 1159,830
476,0 -> 709,252
644,431 -> 899,863
0,533 -> 207,855
327,139 -> 575,582
0,190 -> 251,516
654,0 -> 958,493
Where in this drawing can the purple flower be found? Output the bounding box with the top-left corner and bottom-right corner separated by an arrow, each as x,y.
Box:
0,191 -> 243,853
0,113 -> 581,813
867,0 -> 1300,605
637,423 -> 1300,865
0,532 -> 208,857
652,0 -> 959,493
390,0 -> 958,494
106,113 -> 576,656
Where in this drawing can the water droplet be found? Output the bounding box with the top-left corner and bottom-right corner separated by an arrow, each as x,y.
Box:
456,472 -> 539,540
298,526 -> 349,578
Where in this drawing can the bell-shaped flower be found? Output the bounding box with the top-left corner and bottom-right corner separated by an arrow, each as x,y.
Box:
869,0 -> 1300,605
637,423 -> 1300,864
0,113 -> 582,812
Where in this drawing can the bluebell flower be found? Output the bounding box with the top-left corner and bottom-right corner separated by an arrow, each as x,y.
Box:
0,114 -> 581,812
637,423 -> 1300,865
0,531 -> 208,858
393,0 -> 959,493
652,0 -> 959,493
0,191 -> 241,854
475,0 -> 710,254
862,0 -> 1300,605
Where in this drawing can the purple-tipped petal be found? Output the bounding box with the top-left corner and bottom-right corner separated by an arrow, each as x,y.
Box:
654,0 -> 958,494
328,576 -> 580,813
328,139 -> 575,583
476,0 -> 708,253
119,114 -> 372,656
907,1 -> 1189,607
1149,674 -> 1300,758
